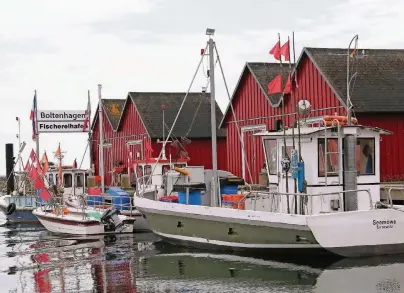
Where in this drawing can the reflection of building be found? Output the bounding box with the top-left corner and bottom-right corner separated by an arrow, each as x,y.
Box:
91,93 -> 227,186
90,245 -> 136,292
221,49 -> 404,183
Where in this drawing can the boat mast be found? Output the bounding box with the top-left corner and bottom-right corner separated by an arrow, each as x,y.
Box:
98,84 -> 105,194
207,28 -> 218,207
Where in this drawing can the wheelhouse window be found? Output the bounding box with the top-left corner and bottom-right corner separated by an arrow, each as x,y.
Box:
356,138 -> 375,175
318,138 -> 339,177
63,174 -> 72,188
144,165 -> 152,184
48,174 -> 54,185
264,139 -> 277,175
75,173 -> 84,188
162,165 -> 170,175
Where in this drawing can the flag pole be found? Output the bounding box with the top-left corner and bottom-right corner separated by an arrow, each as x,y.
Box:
35,90 -> 40,158
285,35 -> 298,214
278,33 -> 290,214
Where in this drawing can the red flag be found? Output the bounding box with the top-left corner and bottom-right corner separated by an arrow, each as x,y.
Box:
283,74 -> 291,94
29,149 -> 37,163
37,188 -> 51,201
24,160 -> 31,172
280,40 -> 290,61
267,73 -> 283,95
145,142 -> 153,152
29,166 -> 38,180
34,177 -> 44,190
269,41 -> 281,60
73,159 -> 77,169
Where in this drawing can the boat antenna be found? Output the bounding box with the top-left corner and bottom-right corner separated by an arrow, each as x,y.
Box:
347,34 -> 358,125
278,32 -> 290,214
207,28 -> 219,207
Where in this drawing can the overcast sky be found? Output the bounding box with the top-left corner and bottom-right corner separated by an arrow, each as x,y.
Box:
0,0 -> 403,175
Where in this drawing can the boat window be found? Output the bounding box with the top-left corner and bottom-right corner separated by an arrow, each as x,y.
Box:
318,138 -> 339,177
63,174 -> 73,188
356,138 -> 375,175
144,165 -> 152,184
48,174 -> 54,185
264,139 -> 277,175
75,173 -> 84,187
85,174 -> 88,188
162,165 -> 170,175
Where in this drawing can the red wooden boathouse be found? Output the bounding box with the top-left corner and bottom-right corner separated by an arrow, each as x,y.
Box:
91,92 -> 227,185
220,48 -> 404,183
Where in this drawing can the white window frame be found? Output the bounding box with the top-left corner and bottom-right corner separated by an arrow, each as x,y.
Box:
240,124 -> 267,181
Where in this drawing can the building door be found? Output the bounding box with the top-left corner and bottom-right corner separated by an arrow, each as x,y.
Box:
241,125 -> 266,184
99,142 -> 112,186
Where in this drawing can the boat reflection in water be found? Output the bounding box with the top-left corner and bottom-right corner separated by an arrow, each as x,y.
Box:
4,226 -> 404,293
26,234 -> 146,293
137,245 -> 404,293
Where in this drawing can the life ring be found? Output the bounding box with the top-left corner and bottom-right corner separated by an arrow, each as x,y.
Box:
174,167 -> 190,176
6,203 -> 16,215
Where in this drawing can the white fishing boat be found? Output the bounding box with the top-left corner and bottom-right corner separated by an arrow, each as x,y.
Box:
133,30 -> 404,258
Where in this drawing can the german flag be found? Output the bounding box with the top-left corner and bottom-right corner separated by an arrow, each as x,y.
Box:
349,47 -> 357,57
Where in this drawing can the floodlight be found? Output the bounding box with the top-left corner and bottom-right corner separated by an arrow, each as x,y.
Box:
206,28 -> 215,36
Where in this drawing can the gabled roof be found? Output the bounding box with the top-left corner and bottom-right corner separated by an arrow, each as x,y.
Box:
219,62 -> 291,128
302,47 -> 404,112
91,98 -> 127,132
128,92 -> 226,139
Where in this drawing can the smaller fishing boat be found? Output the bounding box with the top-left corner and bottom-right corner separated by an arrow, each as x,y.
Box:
32,205 -> 135,235
32,141 -> 136,235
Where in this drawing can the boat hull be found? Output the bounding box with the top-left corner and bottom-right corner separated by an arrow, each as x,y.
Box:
135,197 -> 404,258
65,199 -> 150,232
134,197 -> 323,256
33,209 -> 134,235
0,195 -> 40,223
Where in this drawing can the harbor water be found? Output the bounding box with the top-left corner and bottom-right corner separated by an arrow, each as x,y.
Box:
1,213 -> 404,293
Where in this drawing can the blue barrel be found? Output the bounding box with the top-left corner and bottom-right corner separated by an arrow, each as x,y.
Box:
220,185 -> 238,195
107,187 -> 131,210
178,191 -> 202,205
219,176 -> 244,196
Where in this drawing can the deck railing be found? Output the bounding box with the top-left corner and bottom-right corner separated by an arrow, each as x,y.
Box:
236,188 -> 373,215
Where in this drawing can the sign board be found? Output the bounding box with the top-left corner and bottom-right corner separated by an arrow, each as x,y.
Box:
37,110 -> 87,122
37,121 -> 89,133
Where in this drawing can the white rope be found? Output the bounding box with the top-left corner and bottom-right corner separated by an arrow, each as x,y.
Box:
214,44 -> 254,184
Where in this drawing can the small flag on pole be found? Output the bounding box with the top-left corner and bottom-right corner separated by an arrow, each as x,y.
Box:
30,93 -> 37,141
269,41 -> 281,60
267,73 -> 283,95
283,74 -> 291,94
280,40 -> 290,61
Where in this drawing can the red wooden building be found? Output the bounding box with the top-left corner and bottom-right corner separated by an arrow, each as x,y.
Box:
91,92 -> 227,185
220,48 -> 404,183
